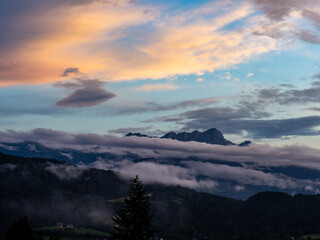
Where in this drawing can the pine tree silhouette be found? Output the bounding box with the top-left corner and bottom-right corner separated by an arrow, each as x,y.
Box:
6,216 -> 33,240
112,175 -> 153,240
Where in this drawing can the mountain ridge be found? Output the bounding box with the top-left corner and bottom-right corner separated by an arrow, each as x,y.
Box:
161,128 -> 235,145
124,128 -> 252,146
125,132 -> 149,138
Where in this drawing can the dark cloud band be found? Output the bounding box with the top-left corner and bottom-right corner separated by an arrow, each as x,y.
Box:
55,78 -> 116,108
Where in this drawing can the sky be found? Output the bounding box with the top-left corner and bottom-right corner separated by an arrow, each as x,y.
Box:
1,0 -> 320,148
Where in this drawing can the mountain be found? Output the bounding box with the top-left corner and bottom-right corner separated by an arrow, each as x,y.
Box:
2,152 -> 320,240
125,132 -> 149,137
125,128 -> 252,146
161,128 -> 235,145
239,141 -> 252,147
0,141 -> 135,164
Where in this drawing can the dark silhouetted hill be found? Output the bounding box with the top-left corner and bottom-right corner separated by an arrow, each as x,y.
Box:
239,140 -> 252,147
2,152 -> 320,240
161,128 -> 235,145
125,132 -> 149,137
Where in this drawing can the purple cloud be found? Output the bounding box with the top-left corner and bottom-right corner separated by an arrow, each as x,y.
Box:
55,78 -> 116,107
60,67 -> 80,77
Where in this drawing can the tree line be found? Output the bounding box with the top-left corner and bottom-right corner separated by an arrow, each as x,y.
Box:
5,176 -> 154,240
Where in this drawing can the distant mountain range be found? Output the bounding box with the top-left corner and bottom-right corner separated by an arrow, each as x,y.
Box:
126,128 -> 251,146
0,128 -> 319,200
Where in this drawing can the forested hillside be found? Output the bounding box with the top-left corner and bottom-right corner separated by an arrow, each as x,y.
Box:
2,152 -> 320,240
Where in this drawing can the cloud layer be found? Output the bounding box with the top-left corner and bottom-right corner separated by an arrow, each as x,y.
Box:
91,160 -> 218,190
2,128 -> 320,171
0,0 -> 281,85
2,128 -> 320,197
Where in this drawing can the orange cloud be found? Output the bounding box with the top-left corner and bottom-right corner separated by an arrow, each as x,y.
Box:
133,83 -> 180,92
87,2 -> 277,81
0,0 -> 154,86
0,0 -> 278,86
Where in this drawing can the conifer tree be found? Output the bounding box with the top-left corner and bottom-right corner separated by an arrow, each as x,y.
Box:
6,216 -> 33,240
112,175 -> 153,240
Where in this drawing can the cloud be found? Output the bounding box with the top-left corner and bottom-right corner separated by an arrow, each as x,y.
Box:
235,185 -> 245,191
302,9 -> 320,32
280,83 -> 295,88
294,29 -> 320,45
45,162 -> 86,180
0,0 -> 153,86
227,116 -> 320,138
181,106 -> 269,123
60,67 -> 80,77
55,78 -> 116,107
309,107 -> 320,112
171,97 -> 222,109
247,73 -> 254,77
0,143 -> 17,151
0,0 -> 278,86
255,82 -> 320,105
55,88 -> 116,107
249,0 -> 320,45
146,102 -> 320,138
108,96 -> 222,116
133,83 -> 180,92
88,158 -> 316,193
141,81 -> 320,139
91,160 -> 218,190
2,128 -> 320,171
196,78 -> 204,82
2,0 -> 320,86
184,161 -> 298,189
190,113 -> 320,139
249,0 -> 316,21
0,163 -> 16,171
3,127 -> 320,195
123,4 -> 275,81
60,152 -> 74,160
28,144 -> 38,152
313,73 -> 320,80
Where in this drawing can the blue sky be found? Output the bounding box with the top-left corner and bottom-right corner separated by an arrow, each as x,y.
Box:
1,0 -> 320,147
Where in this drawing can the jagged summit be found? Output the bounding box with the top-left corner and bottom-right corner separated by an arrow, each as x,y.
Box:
161,128 -> 234,145
125,132 -> 149,138
239,141 -> 252,147
124,128 -> 251,146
